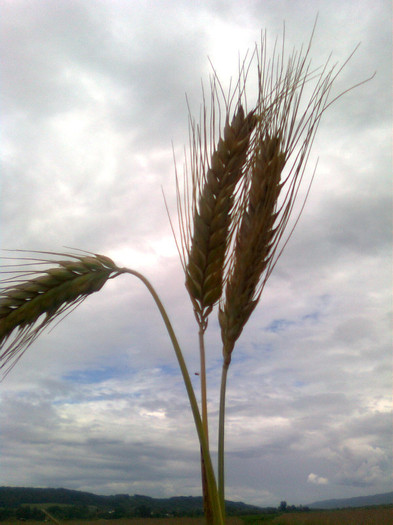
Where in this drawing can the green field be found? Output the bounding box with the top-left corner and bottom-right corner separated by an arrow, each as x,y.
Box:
2,507 -> 393,525
267,507 -> 393,525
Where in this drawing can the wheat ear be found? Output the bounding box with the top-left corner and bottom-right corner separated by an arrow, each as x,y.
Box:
181,103 -> 257,328
0,252 -> 125,376
219,133 -> 285,361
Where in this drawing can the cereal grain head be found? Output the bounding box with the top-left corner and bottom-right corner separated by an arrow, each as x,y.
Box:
0,252 -> 124,377
216,30 -> 364,363
181,101 -> 258,328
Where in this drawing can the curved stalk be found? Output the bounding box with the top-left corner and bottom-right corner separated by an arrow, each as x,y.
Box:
122,268 -> 224,525
218,359 -> 230,518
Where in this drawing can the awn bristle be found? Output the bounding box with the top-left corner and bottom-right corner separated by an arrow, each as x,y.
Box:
0,253 -> 124,376
183,104 -> 257,327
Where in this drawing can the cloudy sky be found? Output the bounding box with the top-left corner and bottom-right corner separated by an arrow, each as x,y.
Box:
0,0 -> 391,509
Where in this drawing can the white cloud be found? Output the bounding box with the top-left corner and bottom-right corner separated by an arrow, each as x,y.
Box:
308,473 -> 329,485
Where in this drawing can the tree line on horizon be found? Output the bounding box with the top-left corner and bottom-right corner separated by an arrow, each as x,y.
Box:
0,486 -> 313,521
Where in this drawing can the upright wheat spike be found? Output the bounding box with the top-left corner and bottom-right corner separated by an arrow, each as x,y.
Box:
182,104 -> 257,329
219,132 -> 285,362
0,252 -> 125,376
218,28 -> 355,362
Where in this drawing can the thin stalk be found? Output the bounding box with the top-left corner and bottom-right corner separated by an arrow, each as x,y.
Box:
122,268 -> 224,525
200,446 -> 214,525
199,327 -> 209,442
199,326 -> 213,524
218,358 -> 230,518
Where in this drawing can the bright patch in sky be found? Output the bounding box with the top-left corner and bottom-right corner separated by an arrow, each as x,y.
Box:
308,473 -> 329,485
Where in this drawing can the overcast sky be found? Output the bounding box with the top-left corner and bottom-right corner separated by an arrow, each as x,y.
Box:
0,0 -> 391,509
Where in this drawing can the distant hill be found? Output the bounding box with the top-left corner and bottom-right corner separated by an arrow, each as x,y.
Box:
1,486 -> 391,515
0,486 -> 267,516
308,491 -> 393,509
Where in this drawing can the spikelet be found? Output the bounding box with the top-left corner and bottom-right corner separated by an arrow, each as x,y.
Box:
0,252 -> 124,376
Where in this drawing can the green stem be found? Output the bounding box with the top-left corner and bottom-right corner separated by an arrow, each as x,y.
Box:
218,358 -> 230,519
199,327 -> 209,443
200,446 -> 214,525
199,326 -> 214,524
122,268 -> 224,525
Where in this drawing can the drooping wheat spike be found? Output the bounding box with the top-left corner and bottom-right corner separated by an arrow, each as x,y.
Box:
0,252 -> 125,377
180,96 -> 258,329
